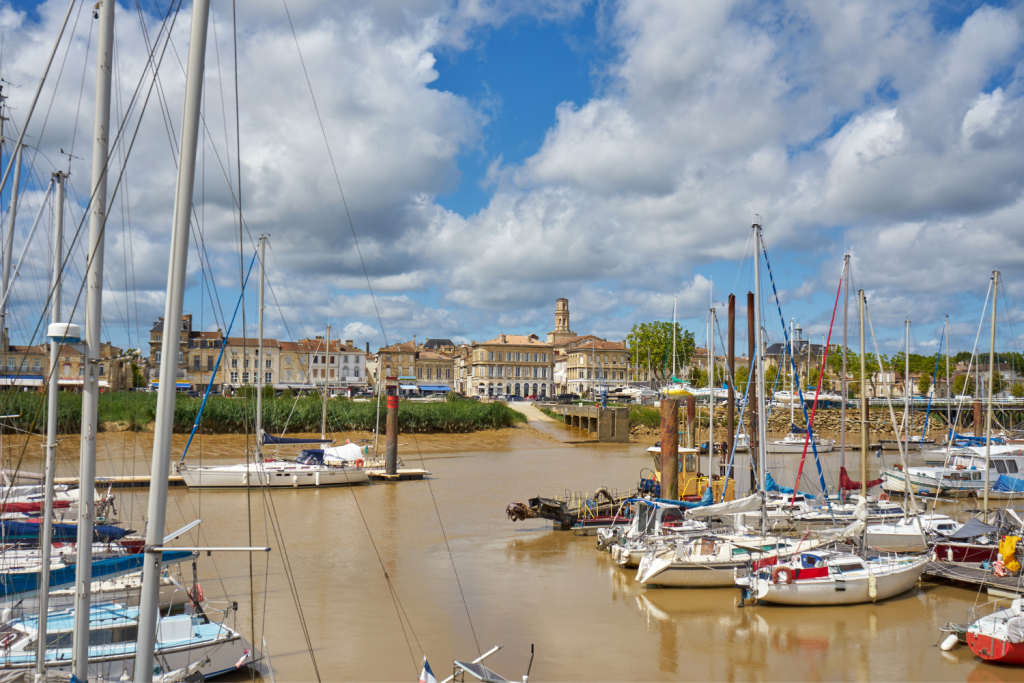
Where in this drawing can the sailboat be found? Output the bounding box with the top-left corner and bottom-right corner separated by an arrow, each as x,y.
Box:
177,239 -> 369,489
735,290 -> 928,606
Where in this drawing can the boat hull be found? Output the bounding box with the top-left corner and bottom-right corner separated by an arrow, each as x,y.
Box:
637,560 -> 742,587
179,466 -> 369,488
766,442 -> 834,454
932,543 -> 998,564
967,632 -> 1024,664
750,559 -> 927,605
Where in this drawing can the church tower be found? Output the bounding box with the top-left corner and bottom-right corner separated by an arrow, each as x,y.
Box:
547,298 -> 576,343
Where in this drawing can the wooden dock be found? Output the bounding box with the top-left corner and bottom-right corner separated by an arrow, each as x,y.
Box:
924,561 -> 1024,596
365,468 -> 430,481
54,475 -> 186,489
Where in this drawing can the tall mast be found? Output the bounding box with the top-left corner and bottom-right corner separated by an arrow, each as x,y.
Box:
709,303 -> 715,481
72,0 -> 114,674
789,318 -> 794,427
905,318 -> 910,438
256,235 -> 265,448
859,290 -> 868,498
322,324 -> 330,439
135,0 -> 210,678
37,171 -> 66,678
841,255 -> 849,470
984,271 -> 999,521
1,144 -> 21,352
752,217 -> 767,533
672,298 -> 677,381
945,314 -> 950,429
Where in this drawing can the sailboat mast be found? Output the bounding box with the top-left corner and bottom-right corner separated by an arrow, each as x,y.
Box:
72,0 -> 114,673
36,170 -> 66,677
859,290 -> 868,498
1,145 -> 21,341
672,297 -> 677,381
841,255 -> 849,470
322,324 -> 330,439
256,235 -> 265,448
789,318 -> 794,427
905,318 -> 910,438
984,271 -> 999,521
135,1 -> 210,679
752,217 -> 767,533
945,314 -> 950,428
709,304 -> 714,481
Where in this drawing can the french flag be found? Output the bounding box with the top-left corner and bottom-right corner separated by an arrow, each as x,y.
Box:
419,656 -> 437,683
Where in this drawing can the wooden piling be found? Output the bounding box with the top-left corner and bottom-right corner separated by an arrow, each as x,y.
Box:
974,399 -> 982,437
686,396 -> 696,449
727,294 -> 735,456
661,398 -> 680,500
385,393 -> 399,475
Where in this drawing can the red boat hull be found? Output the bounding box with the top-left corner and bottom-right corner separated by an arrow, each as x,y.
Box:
933,543 -> 998,564
967,632 -> 1024,664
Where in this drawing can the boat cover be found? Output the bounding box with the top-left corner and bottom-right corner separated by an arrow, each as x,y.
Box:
261,433 -> 333,445
684,493 -> 761,519
789,424 -> 807,434
322,442 -> 366,462
838,466 -> 883,491
765,472 -> 813,498
1,520 -> 129,542
453,662 -> 508,683
993,475 -> 1024,493
654,487 -> 713,510
949,517 -> 999,540
296,449 -> 325,465
0,550 -> 194,603
1008,616 -> 1024,644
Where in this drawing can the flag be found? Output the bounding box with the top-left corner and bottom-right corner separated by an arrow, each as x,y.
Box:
235,649 -> 251,669
419,656 -> 437,683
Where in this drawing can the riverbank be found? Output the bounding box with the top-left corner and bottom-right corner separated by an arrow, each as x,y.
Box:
0,392 -> 527,434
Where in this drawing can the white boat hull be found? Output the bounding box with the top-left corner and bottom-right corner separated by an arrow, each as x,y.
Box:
766,441 -> 834,454
179,464 -> 369,488
748,557 -> 928,605
863,528 -> 930,553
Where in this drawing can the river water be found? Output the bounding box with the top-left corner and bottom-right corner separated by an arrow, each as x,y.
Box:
4,425 -> 1018,682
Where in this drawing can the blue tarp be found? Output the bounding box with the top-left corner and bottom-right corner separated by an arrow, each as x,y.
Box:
1,520 -> 130,543
949,429 -> 1005,446
654,487 -> 714,510
992,474 -> 1024,493
0,550 -> 193,602
765,471 -> 814,498
261,433 -> 333,446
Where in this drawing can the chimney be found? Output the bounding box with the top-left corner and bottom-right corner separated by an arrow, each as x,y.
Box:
413,335 -> 417,347
500,334 -> 507,344
345,339 -> 353,347
366,342 -> 370,354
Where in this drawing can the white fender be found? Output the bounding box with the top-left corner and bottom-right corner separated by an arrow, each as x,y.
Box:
292,475 -> 299,488
940,634 -> 959,651
868,574 -> 878,601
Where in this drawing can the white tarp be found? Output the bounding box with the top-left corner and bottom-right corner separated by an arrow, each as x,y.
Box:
684,493 -> 762,519
1007,615 -> 1024,644
322,442 -> 366,463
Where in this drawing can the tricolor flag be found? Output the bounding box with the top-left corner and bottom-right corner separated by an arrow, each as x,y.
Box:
235,648 -> 251,669
418,656 -> 437,683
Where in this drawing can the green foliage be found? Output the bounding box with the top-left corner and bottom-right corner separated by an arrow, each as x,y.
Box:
629,406 -> 661,430
445,391 -> 461,403
917,373 -> 932,396
0,391 -> 525,434
826,346 -> 884,393
734,364 -> 750,393
687,366 -> 707,388
130,363 -> 146,388
627,322 -> 696,381
280,389 -> 294,401
953,374 -> 975,396
1012,383 -> 1024,399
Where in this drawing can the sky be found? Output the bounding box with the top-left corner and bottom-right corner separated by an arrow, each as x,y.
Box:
1,0 -> 1023,362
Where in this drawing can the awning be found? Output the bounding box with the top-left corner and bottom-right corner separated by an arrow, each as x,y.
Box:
151,381 -> 191,389
419,384 -> 450,391
399,384 -> 419,391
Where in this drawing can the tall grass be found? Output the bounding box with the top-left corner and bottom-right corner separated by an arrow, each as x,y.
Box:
0,391 -> 526,434
630,406 -> 661,429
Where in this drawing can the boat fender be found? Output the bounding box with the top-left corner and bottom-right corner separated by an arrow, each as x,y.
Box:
354,459 -> 364,468
947,547 -> 954,563
940,634 -> 959,651
772,566 -> 794,584
994,560 -> 1007,577
868,574 -> 878,601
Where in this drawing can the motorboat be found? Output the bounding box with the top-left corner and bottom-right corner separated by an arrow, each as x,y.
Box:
598,500 -> 708,568
766,432 -> 834,454
736,548 -> 928,605
878,435 -> 935,451
864,514 -> 960,553
880,446 -> 1024,496
932,511 -> 1022,564
966,597 -> 1024,664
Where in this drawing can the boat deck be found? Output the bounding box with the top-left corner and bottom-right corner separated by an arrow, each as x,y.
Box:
924,561 -> 1024,596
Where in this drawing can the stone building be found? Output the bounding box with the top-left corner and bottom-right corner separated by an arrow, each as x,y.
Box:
469,334 -> 554,398
375,338 -> 454,394
546,298 -> 576,344
552,336 -> 629,396
0,329 -> 129,391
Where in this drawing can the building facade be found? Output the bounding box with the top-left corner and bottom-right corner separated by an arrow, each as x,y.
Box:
469,334 -> 554,397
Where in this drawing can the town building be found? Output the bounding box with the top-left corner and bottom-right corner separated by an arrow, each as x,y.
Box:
469,334 -> 554,398
551,335 -> 629,396
375,337 -> 455,394
0,329 -> 130,391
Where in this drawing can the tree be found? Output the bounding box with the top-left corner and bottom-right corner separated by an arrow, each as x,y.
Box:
627,322 -> 696,382
953,374 -> 975,396
734,364 -> 750,393
1012,383 -> 1024,399
130,363 -> 146,388
917,373 -> 931,397
688,366 -> 707,388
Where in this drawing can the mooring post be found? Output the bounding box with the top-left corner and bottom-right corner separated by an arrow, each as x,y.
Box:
386,388 -> 399,475
661,398 -> 680,500
727,294 -> 735,457
974,399 -> 982,438
686,396 -> 696,449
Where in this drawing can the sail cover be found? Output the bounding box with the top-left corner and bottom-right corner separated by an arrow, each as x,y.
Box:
992,475 -> 1024,493
261,432 -> 333,446
949,517 -> 999,540
684,493 -> 761,519
838,466 -> 883,491
765,472 -> 814,498
654,487 -> 714,510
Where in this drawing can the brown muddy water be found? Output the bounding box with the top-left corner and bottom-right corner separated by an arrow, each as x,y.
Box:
0,425 -> 1019,682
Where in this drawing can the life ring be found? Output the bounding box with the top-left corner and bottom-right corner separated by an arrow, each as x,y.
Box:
0,633 -> 16,648
994,561 -> 1007,577
189,583 -> 204,605
772,566 -> 794,584
879,492 -> 889,502
354,459 -> 364,468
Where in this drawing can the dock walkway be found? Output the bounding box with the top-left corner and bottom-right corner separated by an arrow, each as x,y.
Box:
924,561 -> 1024,596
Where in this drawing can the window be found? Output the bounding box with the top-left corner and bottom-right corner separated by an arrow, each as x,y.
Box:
386,366 -> 391,376
63,363 -> 70,376
506,352 -> 512,362
1008,461 -> 1019,474
533,353 -> 538,362
285,356 -> 291,365
231,359 -> 237,368
265,372 -> 272,383
285,370 -> 291,381
386,354 -> 392,362
156,335 -> 161,342
99,365 -> 105,376
231,372 -> 238,383
299,371 -> 305,381
79,366 -> 84,377
488,366 -> 495,378
541,368 -> 547,378
398,366 -> 403,376
354,368 -> 360,378
178,352 -> 183,363
243,372 -> 249,383
426,368 -> 432,379
995,460 -> 1007,474
445,368 -> 450,379
208,357 -> 214,371
488,352 -> 495,361
244,359 -> 250,368
34,358 -> 41,369
266,359 -> 272,369
587,370 -> 592,379
155,351 -> 162,363
514,367 -> 521,378
193,356 -> 200,371
329,369 -> 335,379
497,366 -> 504,377
514,353 -> 521,362
417,368 -> 423,378
330,356 -> 335,364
